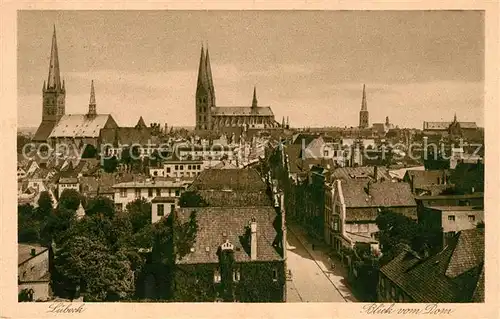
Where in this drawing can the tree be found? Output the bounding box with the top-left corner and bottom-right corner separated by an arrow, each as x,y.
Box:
125,198 -> 152,233
37,191 -> 53,220
102,156 -> 118,173
18,288 -> 34,302
18,204 -> 41,243
375,209 -> 439,265
40,206 -> 77,246
86,196 -> 116,219
59,189 -> 82,211
55,235 -> 134,301
81,144 -> 97,158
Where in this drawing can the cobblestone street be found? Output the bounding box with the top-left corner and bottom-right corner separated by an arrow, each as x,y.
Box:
285,224 -> 357,302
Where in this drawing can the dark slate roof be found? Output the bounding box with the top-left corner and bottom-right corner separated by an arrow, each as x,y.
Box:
175,206 -> 282,264
189,168 -> 266,192
33,121 -> 56,142
291,133 -> 318,146
196,190 -> 273,207
380,228 -> 484,303
331,166 -> 392,181
152,196 -> 176,203
404,169 -> 451,188
100,127 -> 154,146
340,180 -> 416,208
211,106 -> 274,116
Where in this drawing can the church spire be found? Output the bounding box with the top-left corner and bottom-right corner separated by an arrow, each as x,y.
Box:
197,45 -> 208,89
205,45 -> 216,106
47,25 -> 62,90
252,86 -> 258,108
453,113 -> 457,122
88,80 -> 96,116
361,84 -> 367,111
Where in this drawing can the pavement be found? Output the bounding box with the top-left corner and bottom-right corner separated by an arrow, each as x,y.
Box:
285,223 -> 358,302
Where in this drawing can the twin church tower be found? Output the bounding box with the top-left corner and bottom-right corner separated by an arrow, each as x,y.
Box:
195,45 -> 278,131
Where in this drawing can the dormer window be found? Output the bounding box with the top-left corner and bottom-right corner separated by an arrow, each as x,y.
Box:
213,268 -> 221,283
233,268 -> 241,282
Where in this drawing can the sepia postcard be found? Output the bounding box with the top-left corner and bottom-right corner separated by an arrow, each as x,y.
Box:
1,1 -> 499,319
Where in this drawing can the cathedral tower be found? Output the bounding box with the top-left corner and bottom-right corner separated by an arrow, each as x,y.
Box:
359,84 -> 369,129
195,45 -> 215,130
42,25 -> 66,123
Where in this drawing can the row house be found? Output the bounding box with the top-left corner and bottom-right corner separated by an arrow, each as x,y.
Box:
18,244 -> 51,301
378,228 -> 484,303
170,167 -> 286,302
175,144 -> 238,161
150,160 -> 205,178
112,179 -> 191,211
418,205 -> 484,249
325,177 -> 416,267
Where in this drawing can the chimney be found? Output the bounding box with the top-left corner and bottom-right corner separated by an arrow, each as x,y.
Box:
250,217 -> 257,261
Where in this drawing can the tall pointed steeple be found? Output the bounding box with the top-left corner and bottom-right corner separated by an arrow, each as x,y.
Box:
197,45 -> 208,88
205,44 -> 215,105
359,84 -> 369,129
453,113 -> 457,122
88,80 -> 96,116
361,84 -> 367,111
252,86 -> 258,108
47,25 -> 61,90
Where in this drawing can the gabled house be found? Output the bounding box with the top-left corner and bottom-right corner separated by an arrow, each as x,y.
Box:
378,228 -> 484,303
326,179 -> 416,267
173,206 -> 285,302
403,169 -> 453,196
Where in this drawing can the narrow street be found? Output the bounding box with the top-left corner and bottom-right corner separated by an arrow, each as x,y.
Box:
285,225 -> 357,302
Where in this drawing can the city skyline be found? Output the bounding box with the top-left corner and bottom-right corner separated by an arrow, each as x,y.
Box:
18,10 -> 484,129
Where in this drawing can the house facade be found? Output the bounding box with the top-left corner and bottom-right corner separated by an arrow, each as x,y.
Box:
326,179 -> 416,266
18,244 -> 51,301
112,179 -> 190,211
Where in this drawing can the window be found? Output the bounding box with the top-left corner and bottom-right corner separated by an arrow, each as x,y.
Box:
116,203 -> 123,211
323,150 -> 329,157
170,204 -> 175,214
272,268 -> 278,281
157,204 -> 164,216
233,268 -> 241,282
448,215 -> 455,222
468,215 -> 475,222
175,189 -> 180,197
135,189 -> 141,198
120,189 -> 127,197
156,188 -> 161,196
180,165 -> 184,170
214,268 -> 221,283
188,165 -> 192,170
174,165 -> 178,171
148,188 -> 153,197
166,167 -> 171,173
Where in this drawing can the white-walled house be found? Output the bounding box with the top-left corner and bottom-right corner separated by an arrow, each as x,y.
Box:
57,177 -> 79,198
151,196 -> 177,223
112,179 -> 190,211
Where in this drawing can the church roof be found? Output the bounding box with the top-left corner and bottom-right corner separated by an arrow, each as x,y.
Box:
49,114 -> 116,138
33,121 -> 57,142
211,106 -> 273,116
423,121 -> 478,130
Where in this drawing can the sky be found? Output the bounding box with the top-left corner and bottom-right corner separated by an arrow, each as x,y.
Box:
17,10 -> 484,129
